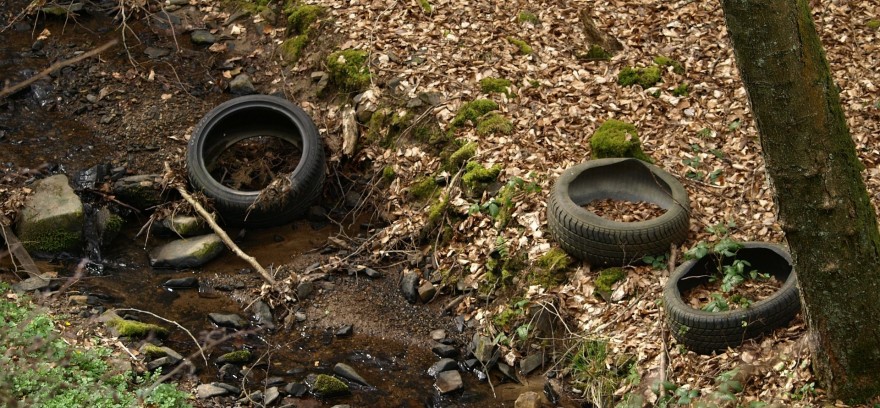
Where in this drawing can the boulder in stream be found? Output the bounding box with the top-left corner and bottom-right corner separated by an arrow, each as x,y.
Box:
150,234 -> 224,269
160,214 -> 209,237
333,363 -> 371,387
112,174 -> 167,210
208,312 -> 249,329
309,374 -> 350,397
15,175 -> 83,255
435,370 -> 463,394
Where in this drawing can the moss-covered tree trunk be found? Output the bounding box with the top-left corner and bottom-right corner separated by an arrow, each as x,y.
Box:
720,0 -> 880,401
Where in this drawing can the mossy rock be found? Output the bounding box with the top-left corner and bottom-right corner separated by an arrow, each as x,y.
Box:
326,49 -> 371,92
216,350 -> 252,365
140,343 -> 169,358
507,37 -> 532,54
462,161 -> 502,196
580,45 -> 612,61
311,374 -> 350,397
595,267 -> 626,301
427,194 -> 450,224
15,174 -> 84,255
280,35 -> 309,62
445,142 -> 477,170
450,99 -> 498,129
476,113 -> 513,136
107,319 -> 169,339
589,119 -> 652,163
527,248 -> 572,287
653,55 -> 685,75
617,66 -> 661,88
285,3 -> 324,34
409,176 -> 439,200
479,77 -> 512,95
381,166 -> 396,182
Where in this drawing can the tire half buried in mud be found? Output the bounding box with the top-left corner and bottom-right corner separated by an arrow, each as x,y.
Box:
547,158 -> 691,265
187,95 -> 325,227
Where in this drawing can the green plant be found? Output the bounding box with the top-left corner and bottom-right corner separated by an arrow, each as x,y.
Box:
326,49 -> 371,91
687,237 -> 771,310
653,55 -> 685,75
642,253 -> 668,270
565,338 -> 633,405
672,83 -> 689,97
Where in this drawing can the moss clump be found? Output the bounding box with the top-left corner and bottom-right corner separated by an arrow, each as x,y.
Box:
104,214 -> 125,236
450,99 -> 498,128
507,37 -> 533,54
409,176 -> 438,200
581,45 -> 612,61
672,83 -> 689,97
427,195 -> 450,224
108,319 -> 169,339
528,248 -> 572,287
476,113 -> 513,135
192,239 -> 224,259
326,49 -> 371,91
280,35 -> 309,62
479,77 -> 512,95
381,166 -> 396,181
595,267 -> 626,300
518,11 -> 539,25
217,350 -> 252,364
589,119 -> 652,163
140,343 -> 168,358
413,122 -> 449,146
462,162 -> 502,190
446,142 -> 477,170
286,3 -> 324,34
24,229 -> 82,254
418,0 -> 432,13
312,374 -> 350,397
618,66 -> 661,88
868,19 -> 880,29
653,55 -> 685,75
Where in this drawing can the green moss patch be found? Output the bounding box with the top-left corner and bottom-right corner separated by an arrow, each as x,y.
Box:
590,119 -> 652,163
446,141 -> 477,170
527,248 -> 572,287
518,11 -> 539,25
479,77 -> 512,95
507,37 -> 533,54
653,55 -> 685,75
581,45 -> 612,61
868,19 -> 880,29
25,229 -> 82,255
217,350 -> 252,364
595,267 -> 626,301
450,99 -> 498,128
476,113 -> 513,135
427,194 -> 450,224
618,66 -> 661,88
280,35 -> 309,62
326,49 -> 371,91
140,343 -> 167,358
381,166 -> 396,182
462,161 -> 502,193
312,374 -> 350,397
286,3 -> 324,34
418,0 -> 432,13
107,319 -> 169,339
409,176 -> 439,200
672,83 -> 689,97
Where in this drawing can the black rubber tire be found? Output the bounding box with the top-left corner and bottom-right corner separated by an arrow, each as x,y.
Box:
546,158 -> 691,266
187,95 -> 325,227
663,242 -> 801,354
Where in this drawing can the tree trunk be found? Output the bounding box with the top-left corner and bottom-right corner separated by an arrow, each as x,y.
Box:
720,0 -> 880,402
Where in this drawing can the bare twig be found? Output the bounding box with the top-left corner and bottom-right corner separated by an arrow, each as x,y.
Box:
163,162 -> 278,286
659,243 -> 678,399
0,39 -> 119,100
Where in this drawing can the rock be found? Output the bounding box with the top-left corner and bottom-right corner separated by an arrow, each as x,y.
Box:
229,74 -> 256,95
427,358 -> 458,377
144,46 -> 171,59
162,215 -> 208,237
12,273 -> 53,292
295,312 -> 307,322
196,383 -> 229,398
310,374 -> 350,397
400,270 -> 420,303
520,352 -> 546,375
311,71 -> 329,94
361,267 -> 382,278
306,206 -> 328,223
112,174 -> 166,210
331,405 -> 351,408
252,300 -> 275,329
219,363 -> 241,382
471,334 -> 497,365
435,370 -> 463,394
296,281 -> 314,300
208,313 -> 248,329
333,363 -> 371,386
343,191 -> 361,209
150,234 -> 224,269
430,329 -> 447,341
265,377 -> 285,387
264,386 -> 280,405
190,30 -> 216,44
15,175 -> 83,254
284,382 -> 307,397
417,281 -> 437,303
216,350 -> 252,365
41,2 -> 82,15
405,97 -> 423,108
432,343 -> 458,358
498,362 -> 520,383
69,295 -> 89,305
515,391 -> 544,408
215,382 -> 241,396
336,324 -> 353,337
418,91 -> 443,106
146,356 -> 176,371
139,343 -> 183,363
163,277 -> 198,289
95,207 -> 124,247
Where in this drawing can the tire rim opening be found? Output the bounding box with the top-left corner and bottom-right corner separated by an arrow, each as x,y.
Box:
209,136 -> 302,192
582,198 -> 667,222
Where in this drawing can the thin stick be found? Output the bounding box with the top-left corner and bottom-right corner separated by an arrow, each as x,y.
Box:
659,243 -> 678,399
164,163 -> 278,286
0,39 -> 119,100
116,307 -> 208,365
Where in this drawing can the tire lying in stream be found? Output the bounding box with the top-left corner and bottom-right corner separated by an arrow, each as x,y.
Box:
663,242 -> 801,354
187,95 -> 325,227
546,158 -> 691,266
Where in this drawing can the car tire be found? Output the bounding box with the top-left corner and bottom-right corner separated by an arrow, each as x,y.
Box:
187,95 -> 325,227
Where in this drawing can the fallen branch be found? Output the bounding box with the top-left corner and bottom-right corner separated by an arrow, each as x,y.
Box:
0,39 -> 119,100
163,163 -> 277,286
1,224 -> 42,279
659,243 -> 678,400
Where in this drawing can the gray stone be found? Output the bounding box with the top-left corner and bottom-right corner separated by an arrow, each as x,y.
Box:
406,97 -> 423,108
168,0 -> 188,4
362,267 -> 382,278
333,363 -> 371,386
218,363 -> 241,382
295,312 -> 307,322
519,352 -> 545,375
144,46 -> 171,59
163,277 -> 198,288
15,175 -> 83,254
435,370 -> 463,394
306,206 -> 328,223
252,299 -> 275,329
296,281 -> 314,300
190,30 -> 216,44
150,234 -> 224,269
471,334 -> 497,365
311,71 -> 329,94
95,207 -> 123,247
265,377 -> 285,387
162,215 -> 208,237
430,329 -> 447,341
264,386 -> 280,405
432,342 -> 458,358
215,382 -> 241,395
41,2 -> 82,15
112,174 -> 165,210
417,281 -> 437,303
427,358 -> 458,377
498,362 -> 520,383
331,405 -> 351,408
343,191 -> 361,209
12,273 -> 52,292
146,356 -> 176,371
515,391 -> 543,408
196,383 -> 229,398
284,382 -> 307,397
208,312 -> 248,329
418,91 -> 442,106
229,74 -> 256,95
400,270 -> 420,303
336,324 -> 353,336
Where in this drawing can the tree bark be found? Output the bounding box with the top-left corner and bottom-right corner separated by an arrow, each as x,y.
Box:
720,0 -> 880,401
